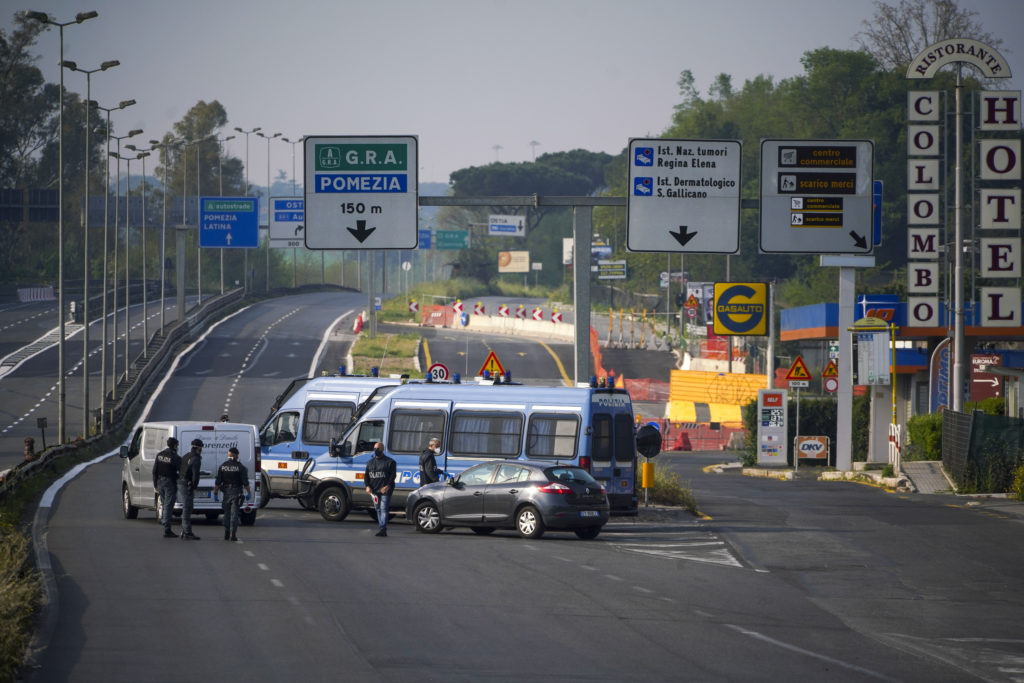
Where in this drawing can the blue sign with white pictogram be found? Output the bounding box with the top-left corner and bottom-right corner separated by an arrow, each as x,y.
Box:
635,147 -> 653,166
199,197 -> 259,248
634,178 -> 653,196
419,229 -> 432,249
269,196 -> 305,249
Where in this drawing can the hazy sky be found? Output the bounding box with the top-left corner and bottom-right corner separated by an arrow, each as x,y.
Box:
7,0 -> 1023,185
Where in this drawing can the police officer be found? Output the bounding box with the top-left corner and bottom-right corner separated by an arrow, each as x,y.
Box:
214,446 -> 251,541
152,437 -> 181,538
365,441 -> 397,537
177,439 -> 203,540
419,437 -> 442,485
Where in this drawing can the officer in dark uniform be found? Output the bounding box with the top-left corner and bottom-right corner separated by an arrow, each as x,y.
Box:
214,446 -> 251,541
177,439 -> 203,540
152,437 -> 182,538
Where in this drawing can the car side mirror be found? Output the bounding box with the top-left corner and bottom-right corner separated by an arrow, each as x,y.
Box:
119,445 -> 129,459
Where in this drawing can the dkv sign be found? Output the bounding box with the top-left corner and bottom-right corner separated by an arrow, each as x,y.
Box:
796,436 -> 830,460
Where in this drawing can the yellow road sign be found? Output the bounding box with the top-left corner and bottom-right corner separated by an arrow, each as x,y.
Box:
478,350 -> 505,377
822,359 -> 839,377
785,355 -> 812,380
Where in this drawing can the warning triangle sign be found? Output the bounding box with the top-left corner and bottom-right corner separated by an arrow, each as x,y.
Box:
478,350 -> 505,377
684,294 -> 699,308
822,359 -> 839,378
785,355 -> 812,380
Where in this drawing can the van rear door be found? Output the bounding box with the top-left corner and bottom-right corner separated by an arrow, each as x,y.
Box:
590,412 -> 636,510
180,426 -> 256,504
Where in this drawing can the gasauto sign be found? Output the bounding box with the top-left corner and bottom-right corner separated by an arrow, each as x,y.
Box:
713,282 -> 768,336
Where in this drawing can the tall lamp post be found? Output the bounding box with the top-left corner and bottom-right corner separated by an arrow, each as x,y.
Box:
26,9 -> 99,443
281,136 -> 307,285
234,126 -> 260,292
106,129 -> 141,396
257,131 -> 281,291
61,58 -> 118,435
111,150 -> 148,377
126,143 -> 155,354
148,138 -> 179,335
216,134 -> 234,294
93,98 -> 134,428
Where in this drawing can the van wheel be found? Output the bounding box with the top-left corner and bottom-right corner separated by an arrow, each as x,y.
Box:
239,510 -> 256,526
413,500 -> 442,534
516,505 -> 545,539
318,486 -> 350,522
122,486 -> 138,519
259,477 -> 271,508
470,527 -> 495,535
574,526 -> 602,540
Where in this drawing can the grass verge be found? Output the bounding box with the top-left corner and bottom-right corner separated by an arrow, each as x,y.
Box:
640,466 -> 699,514
349,332 -> 423,378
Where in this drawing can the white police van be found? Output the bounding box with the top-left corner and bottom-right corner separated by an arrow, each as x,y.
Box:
120,421 -> 261,525
297,380 -> 660,522
259,374 -> 406,506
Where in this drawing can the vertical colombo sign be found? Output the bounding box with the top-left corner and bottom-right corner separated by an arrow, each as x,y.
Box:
906,38 -> 1016,412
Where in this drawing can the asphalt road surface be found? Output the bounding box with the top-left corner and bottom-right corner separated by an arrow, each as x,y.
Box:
26,293 -> 1024,681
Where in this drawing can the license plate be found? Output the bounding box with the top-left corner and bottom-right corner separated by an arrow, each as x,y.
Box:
193,490 -> 211,499
580,510 -> 599,517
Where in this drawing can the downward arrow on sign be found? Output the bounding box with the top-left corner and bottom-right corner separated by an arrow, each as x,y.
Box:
670,225 -> 697,247
348,219 -> 376,243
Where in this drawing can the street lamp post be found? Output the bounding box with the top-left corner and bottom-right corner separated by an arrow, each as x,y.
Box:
112,150 -> 147,377
92,98 -> 134,428
257,131 -> 280,291
234,126 -> 260,292
106,129 -> 140,396
216,134 -> 234,294
126,144 -> 155,355
281,136 -> 307,285
148,138 -> 178,335
61,58 -> 118,435
26,9 -> 99,442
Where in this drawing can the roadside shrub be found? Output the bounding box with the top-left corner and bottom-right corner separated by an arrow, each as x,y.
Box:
1011,462 -> 1024,502
0,525 -> 41,681
641,465 -> 698,514
881,464 -> 894,478
905,413 -> 942,461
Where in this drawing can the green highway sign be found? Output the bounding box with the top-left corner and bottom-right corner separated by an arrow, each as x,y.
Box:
435,230 -> 469,250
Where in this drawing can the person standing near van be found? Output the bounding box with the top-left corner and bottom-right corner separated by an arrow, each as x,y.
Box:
152,437 -> 181,538
214,447 -> 251,541
177,439 -> 203,540
419,438 -> 442,485
365,442 -> 396,537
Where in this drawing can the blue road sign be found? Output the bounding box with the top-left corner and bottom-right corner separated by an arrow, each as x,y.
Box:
199,197 -> 259,248
419,228 -> 432,249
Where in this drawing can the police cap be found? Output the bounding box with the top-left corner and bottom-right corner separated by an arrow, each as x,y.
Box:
167,437 -> 179,448
191,438 -> 204,448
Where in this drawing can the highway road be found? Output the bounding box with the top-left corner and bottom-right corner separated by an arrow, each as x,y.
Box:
26,293 -> 1024,682
0,295 -> 201,472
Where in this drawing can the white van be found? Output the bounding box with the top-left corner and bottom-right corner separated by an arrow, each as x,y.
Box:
259,375 -> 404,506
120,421 -> 261,526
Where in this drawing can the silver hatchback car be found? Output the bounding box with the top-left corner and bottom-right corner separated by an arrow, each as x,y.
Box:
405,460 -> 609,539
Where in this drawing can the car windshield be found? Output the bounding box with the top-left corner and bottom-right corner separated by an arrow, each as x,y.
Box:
546,466 -> 600,486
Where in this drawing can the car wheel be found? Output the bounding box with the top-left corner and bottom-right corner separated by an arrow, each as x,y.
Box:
259,477 -> 271,508
318,486 -> 350,522
239,510 -> 257,526
574,526 -> 602,540
516,505 -> 545,539
413,500 -> 442,534
122,486 -> 138,519
470,527 -> 495,535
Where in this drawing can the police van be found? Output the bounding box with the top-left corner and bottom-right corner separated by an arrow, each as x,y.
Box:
259,374 -> 406,506
297,380 -> 659,522
120,421 -> 261,525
